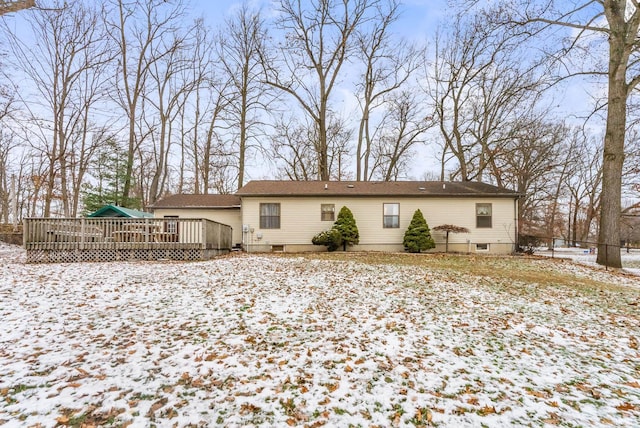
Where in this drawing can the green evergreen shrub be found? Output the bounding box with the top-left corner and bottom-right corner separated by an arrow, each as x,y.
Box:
403,209 -> 435,253
333,206 -> 359,250
311,206 -> 360,251
311,228 -> 342,252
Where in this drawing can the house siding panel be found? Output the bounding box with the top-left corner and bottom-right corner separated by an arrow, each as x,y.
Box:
152,208 -> 242,246
241,196 -> 517,253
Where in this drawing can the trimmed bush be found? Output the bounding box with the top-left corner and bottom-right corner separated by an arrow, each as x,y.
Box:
312,228 -> 342,252
403,209 -> 435,253
311,206 -> 360,251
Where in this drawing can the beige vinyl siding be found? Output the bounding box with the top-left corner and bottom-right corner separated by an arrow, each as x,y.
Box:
152,208 -> 242,245
241,196 -> 517,253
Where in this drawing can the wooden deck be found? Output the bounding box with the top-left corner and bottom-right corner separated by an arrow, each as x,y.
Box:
23,218 -> 233,263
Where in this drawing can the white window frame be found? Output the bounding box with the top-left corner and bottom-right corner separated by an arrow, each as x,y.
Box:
321,204 -> 335,221
260,203 -> 281,229
383,203 -> 400,228
476,203 -> 492,228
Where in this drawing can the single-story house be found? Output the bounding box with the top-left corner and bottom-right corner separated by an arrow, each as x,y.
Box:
152,180 -> 520,254
88,205 -> 154,218
236,180 -> 519,254
150,194 -> 242,247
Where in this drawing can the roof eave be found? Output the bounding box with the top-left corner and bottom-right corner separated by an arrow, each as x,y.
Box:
152,205 -> 241,209
237,193 -> 520,198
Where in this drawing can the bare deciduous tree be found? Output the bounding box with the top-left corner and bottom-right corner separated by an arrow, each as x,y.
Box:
622,128 -> 640,207
105,0 -> 185,206
0,131 -> 16,223
3,1 -> 110,216
144,21 -> 198,205
427,12 -> 544,183
269,116 -> 318,181
217,3 -> 269,190
368,90 -> 430,181
354,0 -> 423,181
262,0 -> 379,180
197,82 -> 233,194
0,68 -> 18,222
433,224 -> 470,253
270,113 -> 352,181
177,19 -> 232,195
497,118 -> 569,236
563,135 -> 603,245
499,0 -> 640,267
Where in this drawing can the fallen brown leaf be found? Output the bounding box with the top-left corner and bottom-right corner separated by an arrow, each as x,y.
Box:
477,405 -> 496,416
146,397 -> 168,417
616,402 -> 637,412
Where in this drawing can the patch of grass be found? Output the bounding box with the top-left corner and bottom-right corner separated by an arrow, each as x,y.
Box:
291,252 -> 639,297
58,406 -> 126,427
66,413 -> 88,426
560,398 -> 581,411
10,384 -> 37,394
408,406 -> 432,426
131,392 -> 157,400
279,397 -> 297,416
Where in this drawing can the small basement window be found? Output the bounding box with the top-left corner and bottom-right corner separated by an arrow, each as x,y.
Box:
476,243 -> 489,251
271,244 -> 285,252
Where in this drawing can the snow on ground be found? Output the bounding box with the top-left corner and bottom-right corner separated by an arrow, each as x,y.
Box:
1,244 -> 639,427
536,247 -> 640,277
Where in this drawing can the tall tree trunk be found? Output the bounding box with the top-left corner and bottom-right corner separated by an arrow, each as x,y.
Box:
596,29 -> 626,268
318,110 -> 329,181
238,88 -> 247,190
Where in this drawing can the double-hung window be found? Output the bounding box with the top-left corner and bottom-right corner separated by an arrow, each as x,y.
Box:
260,203 -> 280,229
383,203 -> 400,228
321,204 -> 335,221
476,203 -> 492,228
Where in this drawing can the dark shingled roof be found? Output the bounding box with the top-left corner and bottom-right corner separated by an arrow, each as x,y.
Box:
151,194 -> 241,209
236,180 -> 520,198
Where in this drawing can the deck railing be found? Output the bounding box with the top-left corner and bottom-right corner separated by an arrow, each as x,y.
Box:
23,217 -> 232,253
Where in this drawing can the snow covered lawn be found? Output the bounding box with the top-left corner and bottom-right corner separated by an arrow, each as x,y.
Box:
1,245 -> 639,427
536,248 -> 640,277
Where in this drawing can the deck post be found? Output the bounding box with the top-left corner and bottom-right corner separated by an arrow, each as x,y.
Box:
22,218 -> 27,248
201,219 -> 207,250
80,218 -> 86,250
145,218 -> 150,249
